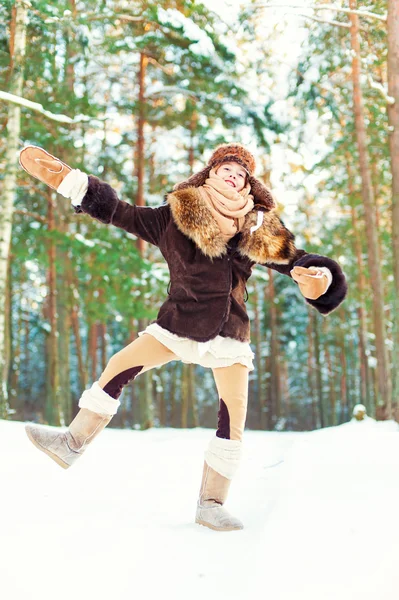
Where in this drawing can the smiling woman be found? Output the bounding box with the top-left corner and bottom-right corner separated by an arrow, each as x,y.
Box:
20,141 -> 347,533
194,164 -> 254,241
215,161 -> 248,191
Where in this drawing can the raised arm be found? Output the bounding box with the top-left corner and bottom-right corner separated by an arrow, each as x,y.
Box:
239,208 -> 348,315
19,146 -> 170,247
263,250 -> 348,315
70,173 -> 170,247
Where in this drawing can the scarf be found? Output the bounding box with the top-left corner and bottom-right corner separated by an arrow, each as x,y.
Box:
198,168 -> 254,241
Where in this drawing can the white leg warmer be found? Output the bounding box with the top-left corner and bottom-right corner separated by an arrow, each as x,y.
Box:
204,436 -> 242,480
78,381 -> 120,416
57,169 -> 89,206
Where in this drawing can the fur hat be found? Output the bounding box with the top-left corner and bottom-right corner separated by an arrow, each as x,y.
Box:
173,143 -> 275,210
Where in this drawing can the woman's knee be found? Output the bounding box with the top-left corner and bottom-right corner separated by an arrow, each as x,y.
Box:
101,364 -> 143,399
216,394 -> 248,441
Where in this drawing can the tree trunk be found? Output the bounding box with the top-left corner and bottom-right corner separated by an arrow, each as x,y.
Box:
349,0 -> 391,417
7,256 -> 22,418
181,364 -> 189,428
140,365 -> 153,430
323,319 -> 337,426
136,52 -> 147,256
387,0 -> 399,403
167,363 -> 174,427
57,259 -> 72,425
349,200 -> 371,411
268,268 -> 281,425
135,54 -> 153,427
280,361 -> 290,428
346,145 -> 371,410
44,188 -> 61,425
264,354 -> 272,429
87,321 -> 97,382
0,1 -> 28,417
4,254 -> 13,415
56,206 -> 72,424
129,319 -> 138,428
253,283 -> 264,426
99,322 -> 107,372
312,311 -> 324,428
69,267 -> 87,393
188,365 -> 198,427
338,314 -> 348,424
158,371 -> 166,427
307,312 -> 317,429
188,109 -> 198,172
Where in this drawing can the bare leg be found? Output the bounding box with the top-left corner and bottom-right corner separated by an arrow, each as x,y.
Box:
97,333 -> 178,396
26,334 -> 178,469
195,364 -> 249,531
212,363 -> 249,441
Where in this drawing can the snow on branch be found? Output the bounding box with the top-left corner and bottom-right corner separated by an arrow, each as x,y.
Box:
0,91 -> 110,124
251,4 -> 387,22
146,86 -> 200,100
367,75 -> 395,105
294,13 -> 351,28
88,13 -> 145,23
29,7 -> 145,24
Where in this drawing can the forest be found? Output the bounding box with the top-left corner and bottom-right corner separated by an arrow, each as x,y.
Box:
0,0 -> 397,432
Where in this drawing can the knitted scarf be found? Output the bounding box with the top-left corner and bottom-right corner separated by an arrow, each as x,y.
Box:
198,168 -> 254,241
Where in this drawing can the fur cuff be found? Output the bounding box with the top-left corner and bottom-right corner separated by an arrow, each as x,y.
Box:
57,169 -> 89,204
204,436 -> 242,480
72,175 -> 119,224
78,381 -> 120,416
293,254 -> 348,314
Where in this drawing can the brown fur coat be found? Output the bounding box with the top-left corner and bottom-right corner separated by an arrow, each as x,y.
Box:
73,176 -> 348,342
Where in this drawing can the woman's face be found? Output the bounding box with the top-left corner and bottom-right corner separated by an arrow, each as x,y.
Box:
215,161 -> 247,192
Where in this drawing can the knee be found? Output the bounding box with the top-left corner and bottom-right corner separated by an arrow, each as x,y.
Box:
216,395 -> 248,442
107,350 -> 124,367
102,362 -> 144,399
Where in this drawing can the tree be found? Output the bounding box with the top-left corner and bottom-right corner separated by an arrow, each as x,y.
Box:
0,0 -> 29,418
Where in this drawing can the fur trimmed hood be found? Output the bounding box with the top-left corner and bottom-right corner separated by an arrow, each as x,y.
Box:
172,144 -> 276,210
166,187 -> 297,265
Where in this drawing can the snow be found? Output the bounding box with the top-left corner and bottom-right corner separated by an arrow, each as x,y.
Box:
157,7 -> 218,61
1,418 -> 399,599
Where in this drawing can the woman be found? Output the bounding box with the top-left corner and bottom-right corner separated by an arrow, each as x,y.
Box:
19,143 -> 347,532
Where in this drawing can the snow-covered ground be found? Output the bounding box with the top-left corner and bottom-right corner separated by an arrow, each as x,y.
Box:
1,417 -> 399,600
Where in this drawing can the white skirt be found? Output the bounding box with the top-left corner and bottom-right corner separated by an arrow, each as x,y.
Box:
139,323 -> 254,371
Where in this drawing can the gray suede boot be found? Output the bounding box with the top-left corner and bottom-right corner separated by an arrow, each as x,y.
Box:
195,460 -> 244,531
25,408 -> 112,469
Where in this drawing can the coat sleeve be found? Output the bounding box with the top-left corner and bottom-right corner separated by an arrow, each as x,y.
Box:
263,250 -> 348,315
72,175 -> 170,246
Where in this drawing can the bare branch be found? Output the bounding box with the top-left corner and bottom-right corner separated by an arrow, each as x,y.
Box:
251,4 -> 387,22
14,209 -> 46,225
146,56 -> 175,76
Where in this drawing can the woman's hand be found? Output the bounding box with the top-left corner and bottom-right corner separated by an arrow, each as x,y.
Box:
290,266 -> 330,300
19,145 -> 72,191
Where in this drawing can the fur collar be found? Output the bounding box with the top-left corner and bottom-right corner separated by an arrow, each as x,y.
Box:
166,187 -> 297,264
